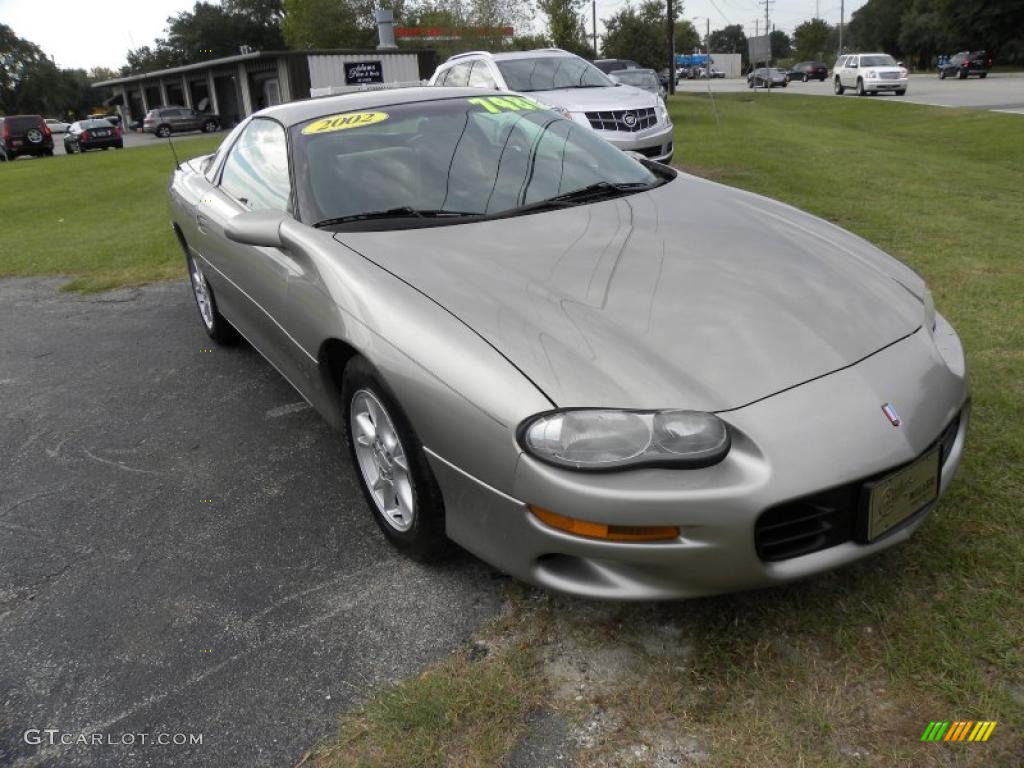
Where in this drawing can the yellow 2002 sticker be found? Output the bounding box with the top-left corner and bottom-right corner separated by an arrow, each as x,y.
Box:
467,95 -> 545,114
302,111 -> 389,135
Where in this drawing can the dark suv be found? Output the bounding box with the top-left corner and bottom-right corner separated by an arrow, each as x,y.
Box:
143,106 -> 220,138
938,51 -> 992,79
0,115 -> 55,160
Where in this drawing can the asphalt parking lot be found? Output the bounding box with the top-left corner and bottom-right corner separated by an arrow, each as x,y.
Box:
676,71 -> 1024,113
0,278 -> 504,767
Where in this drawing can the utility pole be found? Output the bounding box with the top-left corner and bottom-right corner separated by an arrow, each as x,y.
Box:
592,0 -> 598,58
839,0 -> 844,54
757,0 -> 774,64
667,0 -> 675,95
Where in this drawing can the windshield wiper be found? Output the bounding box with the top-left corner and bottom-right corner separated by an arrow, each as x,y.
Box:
488,181 -> 657,219
314,207 -> 480,228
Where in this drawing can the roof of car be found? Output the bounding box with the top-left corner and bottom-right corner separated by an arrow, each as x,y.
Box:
252,86 -> 510,127
444,48 -> 580,64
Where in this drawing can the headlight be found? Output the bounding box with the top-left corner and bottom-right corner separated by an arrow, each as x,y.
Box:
866,70 -> 877,78
519,409 -> 730,470
655,100 -> 670,125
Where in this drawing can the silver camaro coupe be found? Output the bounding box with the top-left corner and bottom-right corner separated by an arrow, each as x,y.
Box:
168,87 -> 968,600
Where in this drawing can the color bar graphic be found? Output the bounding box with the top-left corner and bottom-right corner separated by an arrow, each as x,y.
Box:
921,721 -> 996,742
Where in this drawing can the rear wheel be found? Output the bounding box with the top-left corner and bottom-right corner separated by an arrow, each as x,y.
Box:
834,78 -> 845,95
341,356 -> 448,561
958,70 -> 967,79
939,69 -> 946,79
156,125 -> 171,138
202,119 -> 218,133
187,253 -> 238,345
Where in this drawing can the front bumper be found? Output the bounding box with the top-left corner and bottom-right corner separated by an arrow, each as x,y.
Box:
594,123 -> 675,163
864,77 -> 908,91
429,317 -> 968,600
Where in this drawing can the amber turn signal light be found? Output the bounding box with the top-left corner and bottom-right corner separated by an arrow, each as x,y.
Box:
529,505 -> 679,542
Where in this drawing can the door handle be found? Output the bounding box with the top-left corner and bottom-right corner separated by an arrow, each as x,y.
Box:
196,214 -> 211,234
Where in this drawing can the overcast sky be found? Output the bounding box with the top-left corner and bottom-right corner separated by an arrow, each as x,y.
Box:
0,0 -> 868,71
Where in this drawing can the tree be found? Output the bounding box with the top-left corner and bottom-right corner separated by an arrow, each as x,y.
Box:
708,24 -> 747,65
769,29 -> 791,59
792,18 -> 831,61
674,19 -> 700,55
283,0 -> 376,49
601,1 -> 672,70
539,0 -> 591,57
1,23 -> 47,114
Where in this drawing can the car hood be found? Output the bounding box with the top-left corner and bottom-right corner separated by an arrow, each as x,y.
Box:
335,174 -> 925,411
527,84 -> 659,112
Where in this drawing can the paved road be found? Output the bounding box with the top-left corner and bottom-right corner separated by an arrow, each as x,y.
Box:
0,278 -> 505,767
676,72 -> 1024,113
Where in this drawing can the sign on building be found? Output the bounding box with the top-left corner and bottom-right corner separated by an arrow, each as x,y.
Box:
344,61 -> 384,85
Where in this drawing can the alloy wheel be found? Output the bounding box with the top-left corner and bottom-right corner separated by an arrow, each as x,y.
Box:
189,256 -> 214,330
350,389 -> 415,532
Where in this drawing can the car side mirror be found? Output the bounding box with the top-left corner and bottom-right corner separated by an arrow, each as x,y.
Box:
224,209 -> 287,248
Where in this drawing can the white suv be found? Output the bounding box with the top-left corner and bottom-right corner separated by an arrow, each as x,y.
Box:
430,48 -> 674,163
833,53 -> 908,96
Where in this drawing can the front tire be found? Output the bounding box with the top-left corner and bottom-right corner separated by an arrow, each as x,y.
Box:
342,356 -> 448,561
856,78 -> 866,96
939,69 -> 946,79
187,253 -> 238,344
834,78 -> 845,95
895,89 -> 906,96
202,119 -> 218,133
156,125 -> 171,138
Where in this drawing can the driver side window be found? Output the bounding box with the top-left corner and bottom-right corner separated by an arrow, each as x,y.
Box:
220,118 -> 290,212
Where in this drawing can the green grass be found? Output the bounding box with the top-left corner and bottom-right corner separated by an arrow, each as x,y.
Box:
0,136 -> 222,292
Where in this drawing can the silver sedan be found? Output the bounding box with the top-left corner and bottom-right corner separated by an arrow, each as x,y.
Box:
168,88 -> 968,600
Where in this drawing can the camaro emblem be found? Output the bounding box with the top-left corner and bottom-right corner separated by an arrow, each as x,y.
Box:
622,112 -> 637,127
882,402 -> 901,427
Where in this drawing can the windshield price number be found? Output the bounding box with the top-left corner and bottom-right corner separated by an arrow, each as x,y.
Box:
301,111 -> 389,135
468,96 -> 544,114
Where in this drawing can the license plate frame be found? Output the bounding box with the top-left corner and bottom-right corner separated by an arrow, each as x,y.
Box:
860,447 -> 940,543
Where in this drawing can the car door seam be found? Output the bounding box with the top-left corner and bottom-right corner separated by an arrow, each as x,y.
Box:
197,254 -> 317,363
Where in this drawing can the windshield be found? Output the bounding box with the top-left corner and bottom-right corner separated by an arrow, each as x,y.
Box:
861,55 -> 897,67
291,96 -> 661,228
611,71 -> 658,88
496,57 -> 613,91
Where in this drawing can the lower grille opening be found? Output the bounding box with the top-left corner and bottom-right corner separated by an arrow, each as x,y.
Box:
754,411 -> 962,563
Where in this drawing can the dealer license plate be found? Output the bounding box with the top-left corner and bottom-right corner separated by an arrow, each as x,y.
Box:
864,447 -> 940,541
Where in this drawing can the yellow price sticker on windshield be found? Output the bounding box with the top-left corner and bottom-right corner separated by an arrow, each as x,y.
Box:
467,96 -> 545,114
302,111 -> 389,135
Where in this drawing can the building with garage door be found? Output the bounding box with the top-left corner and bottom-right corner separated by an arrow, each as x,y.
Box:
93,48 -> 436,128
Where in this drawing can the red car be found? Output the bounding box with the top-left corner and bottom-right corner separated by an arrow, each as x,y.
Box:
0,115 -> 54,160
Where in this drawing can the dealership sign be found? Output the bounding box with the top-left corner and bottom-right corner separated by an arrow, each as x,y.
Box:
344,61 -> 384,85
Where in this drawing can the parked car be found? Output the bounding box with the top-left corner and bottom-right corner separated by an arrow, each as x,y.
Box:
747,68 -> 788,88
593,58 -> 641,74
143,106 -> 220,138
0,115 -> 54,159
169,87 -> 968,599
656,68 -> 674,88
608,68 -> 665,97
697,67 -> 725,79
64,119 -> 124,153
834,53 -> 908,95
938,51 -> 991,79
45,118 -> 70,134
786,61 -> 829,82
430,49 -> 674,163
